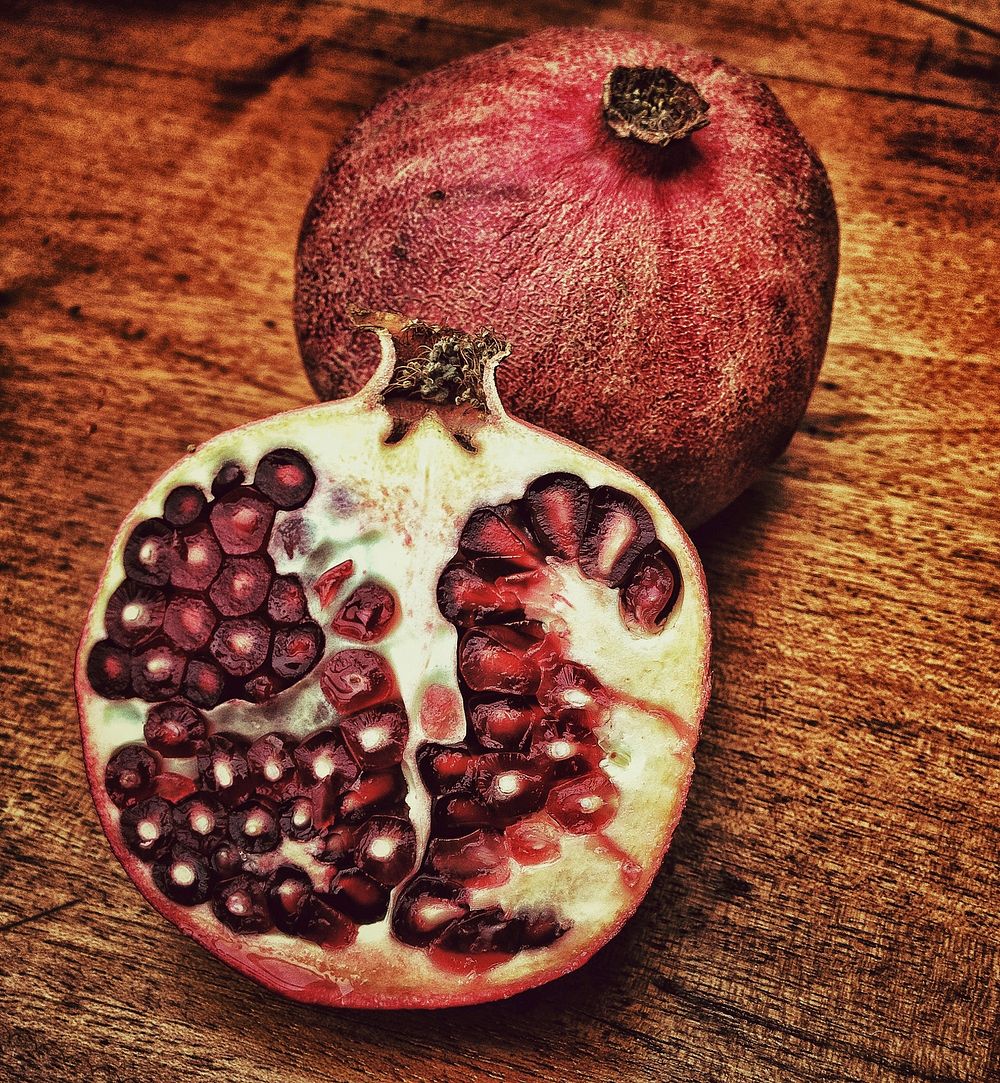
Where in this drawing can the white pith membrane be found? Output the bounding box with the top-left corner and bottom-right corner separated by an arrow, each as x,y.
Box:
77,317 -> 710,1008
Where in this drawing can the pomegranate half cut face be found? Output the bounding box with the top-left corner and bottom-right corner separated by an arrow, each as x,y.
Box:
76,313 -> 710,1008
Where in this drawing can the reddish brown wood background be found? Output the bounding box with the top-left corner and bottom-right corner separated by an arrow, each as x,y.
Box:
1,2 -> 997,1080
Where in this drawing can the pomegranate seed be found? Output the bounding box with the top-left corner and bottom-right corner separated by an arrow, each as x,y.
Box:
272,622 -> 323,680
578,486 -> 655,586
209,617 -> 271,677
154,772 -> 196,803
228,799 -> 280,854
468,696 -> 539,750
546,772 -> 620,833
432,794 -> 491,834
315,823 -> 356,867
529,720 -> 601,778
209,839 -> 244,879
209,555 -> 272,617
267,575 -> 308,624
210,487 -> 275,555
436,562 -> 522,626
181,658 -> 227,708
266,866 -> 314,933
143,701 -> 207,757
524,472 -> 590,560
518,907 -> 568,948
162,594 -> 216,651
538,661 -> 607,729
248,732 -> 297,789
169,526 -> 223,592
338,703 -> 408,769
211,461 -> 245,497
320,648 -> 396,713
196,735 -> 251,802
173,793 -> 228,848
86,640 -> 133,698
104,582 -> 165,647
279,796 -> 320,842
391,875 -> 469,946
458,625 -> 542,695
301,896 -> 358,947
354,816 -> 417,886
152,848 -> 213,906
427,827 -> 510,882
472,753 -> 550,822
506,818 -> 561,866
123,518 -> 176,586
417,744 -> 477,794
212,874 -> 273,933
459,504 -> 540,569
294,730 -> 358,790
131,644 -> 186,701
436,907 -> 523,954
323,868 -> 389,924
119,796 -> 174,860
339,769 -> 406,822
163,485 -> 206,528
314,559 -> 354,608
245,673 -> 279,702
254,448 -> 315,509
620,543 -> 681,631
331,582 -> 396,642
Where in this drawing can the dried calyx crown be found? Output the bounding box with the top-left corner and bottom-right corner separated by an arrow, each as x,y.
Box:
602,65 -> 710,146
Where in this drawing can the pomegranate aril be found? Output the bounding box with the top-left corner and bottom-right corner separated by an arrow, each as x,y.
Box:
331,582 -> 396,642
209,840 -> 244,879
210,487 -> 275,555
301,895 -> 358,948
143,701 -> 208,757
248,733 -> 297,789
211,461 -> 246,497
339,703 -> 408,769
578,486 -> 656,586
119,795 -> 174,860
428,827 -> 510,882
272,622 -> 323,680
459,504 -> 540,569
86,640 -> 133,698
173,793 -> 228,848
530,723 -> 602,778
246,673 -> 280,702
417,744 -> 477,794
209,555 -> 272,617
538,661 -> 607,728
432,794 -> 491,834
228,799 -> 280,854
436,561 -> 522,626
254,448 -> 316,510
212,874 -> 273,934
196,735 -> 251,802
154,772 -> 196,803
267,575 -> 308,624
210,617 -> 271,677
437,908 -> 523,954
524,472 -> 590,560
123,518 -> 176,586
546,772 -> 620,833
506,818 -> 561,866
295,730 -> 358,790
104,581 -> 165,647
131,643 -> 186,701
320,648 -> 396,713
163,485 -> 207,528
354,816 -> 417,886
473,754 -> 550,822
153,848 -> 213,906
170,527 -> 223,592
323,868 -> 389,924
314,559 -> 354,608
266,866 -> 314,933
181,658 -> 227,709
519,907 -> 568,948
391,876 -> 469,947
458,625 -> 541,695
620,542 -> 681,631
339,769 -> 406,822
163,594 -> 216,652
315,824 -> 356,867
279,796 -> 320,842
468,696 -> 539,750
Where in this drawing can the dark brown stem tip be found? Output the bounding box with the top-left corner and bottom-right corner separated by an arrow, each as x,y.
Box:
602,66 -> 710,146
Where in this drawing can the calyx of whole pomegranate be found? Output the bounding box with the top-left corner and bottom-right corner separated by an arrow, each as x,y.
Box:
295,28 -> 839,527
78,313 -> 710,1008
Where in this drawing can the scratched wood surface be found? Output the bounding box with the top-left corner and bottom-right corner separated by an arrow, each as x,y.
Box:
1,2 -> 997,1080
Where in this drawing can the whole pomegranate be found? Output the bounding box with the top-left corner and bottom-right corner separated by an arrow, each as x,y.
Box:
295,28 -> 839,527
78,313 -> 710,1008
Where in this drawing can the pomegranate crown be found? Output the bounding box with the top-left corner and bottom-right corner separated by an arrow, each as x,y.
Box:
601,65 -> 710,146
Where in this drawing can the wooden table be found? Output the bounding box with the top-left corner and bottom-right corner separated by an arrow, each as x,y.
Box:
1,2 -> 997,1080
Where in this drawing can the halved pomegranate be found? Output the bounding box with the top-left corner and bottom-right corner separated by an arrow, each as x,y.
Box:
77,312 -> 710,1008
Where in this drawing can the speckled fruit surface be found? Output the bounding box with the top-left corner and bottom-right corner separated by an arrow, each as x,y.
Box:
77,315 -> 711,1009
295,27 -> 839,527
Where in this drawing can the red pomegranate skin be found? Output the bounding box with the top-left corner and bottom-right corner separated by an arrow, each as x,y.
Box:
295,28 -> 839,527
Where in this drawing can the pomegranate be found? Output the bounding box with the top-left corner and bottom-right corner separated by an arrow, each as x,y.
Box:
77,312 -> 710,1008
295,28 -> 838,527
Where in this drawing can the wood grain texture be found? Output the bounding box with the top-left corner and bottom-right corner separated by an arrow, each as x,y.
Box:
0,1 -> 997,1080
